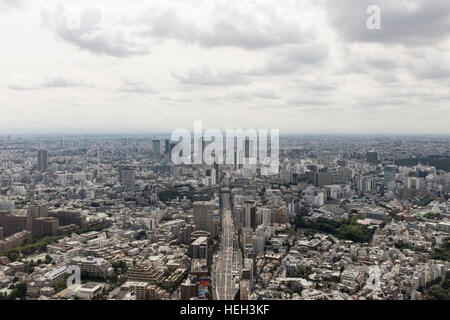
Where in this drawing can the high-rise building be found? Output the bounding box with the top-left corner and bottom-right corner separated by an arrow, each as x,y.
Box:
244,138 -> 255,164
252,235 -> 265,256
180,277 -> 197,300
122,169 -> 136,191
210,168 -> 216,185
152,140 -> 161,157
164,139 -> 170,155
193,201 -> 216,236
384,165 -> 397,184
191,236 -> 208,260
245,138 -> 250,159
37,149 -> 48,172
244,203 -> 256,231
261,208 -> 271,227
366,152 -> 378,164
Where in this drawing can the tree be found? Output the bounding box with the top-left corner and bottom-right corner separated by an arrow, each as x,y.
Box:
425,280 -> 450,300
45,254 -> 53,264
9,282 -> 27,300
7,251 -> 18,262
111,260 -> 128,274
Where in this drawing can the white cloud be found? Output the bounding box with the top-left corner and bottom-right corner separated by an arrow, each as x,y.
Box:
41,4 -> 149,57
0,0 -> 448,133
8,75 -> 91,90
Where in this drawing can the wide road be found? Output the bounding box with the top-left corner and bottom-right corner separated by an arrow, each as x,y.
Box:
214,209 -> 239,300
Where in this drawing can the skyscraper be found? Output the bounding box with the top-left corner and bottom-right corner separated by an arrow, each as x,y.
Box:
164,139 -> 170,155
152,140 -> 161,157
193,201 -> 216,236
37,150 -> 48,172
122,169 -> 136,191
244,203 -> 256,231
366,152 -> 378,164
384,165 -> 397,184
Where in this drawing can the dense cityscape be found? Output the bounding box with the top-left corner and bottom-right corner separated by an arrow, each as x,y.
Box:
0,134 -> 449,300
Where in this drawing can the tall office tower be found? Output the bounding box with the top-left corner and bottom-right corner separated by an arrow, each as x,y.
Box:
191,236 -> 209,260
152,140 -> 161,157
366,151 -> 378,164
252,235 -> 265,256
245,138 -> 250,159
244,137 -> 255,163
384,165 -> 397,184
244,203 -> 256,231
193,201 -> 215,236
37,149 -> 48,172
235,205 -> 244,228
261,208 -> 271,227
210,168 -> 216,185
122,169 -> 136,191
164,139 -> 170,155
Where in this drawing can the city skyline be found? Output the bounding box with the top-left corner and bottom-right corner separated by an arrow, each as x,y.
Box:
1,0 -> 449,134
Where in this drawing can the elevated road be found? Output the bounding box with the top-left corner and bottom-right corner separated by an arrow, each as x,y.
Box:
214,209 -> 241,300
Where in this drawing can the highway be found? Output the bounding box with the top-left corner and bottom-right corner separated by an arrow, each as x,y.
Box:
213,208 -> 241,300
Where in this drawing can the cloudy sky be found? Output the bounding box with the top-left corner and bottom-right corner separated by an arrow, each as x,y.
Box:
1,0 -> 449,134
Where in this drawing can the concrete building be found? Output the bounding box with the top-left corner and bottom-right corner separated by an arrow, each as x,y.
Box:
122,169 -> 136,192
152,140 -> 161,157
180,277 -> 197,300
0,213 -> 32,237
193,201 -> 216,236
35,266 -> 67,288
191,236 -> 208,260
71,256 -> 111,278
0,230 -> 31,251
32,217 -> 59,237
37,149 -> 48,172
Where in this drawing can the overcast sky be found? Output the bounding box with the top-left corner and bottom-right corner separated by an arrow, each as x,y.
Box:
0,0 -> 449,134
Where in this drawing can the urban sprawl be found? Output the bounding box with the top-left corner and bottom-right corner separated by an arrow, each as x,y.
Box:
0,135 -> 450,301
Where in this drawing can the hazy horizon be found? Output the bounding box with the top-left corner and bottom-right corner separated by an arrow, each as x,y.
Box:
2,128 -> 450,137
